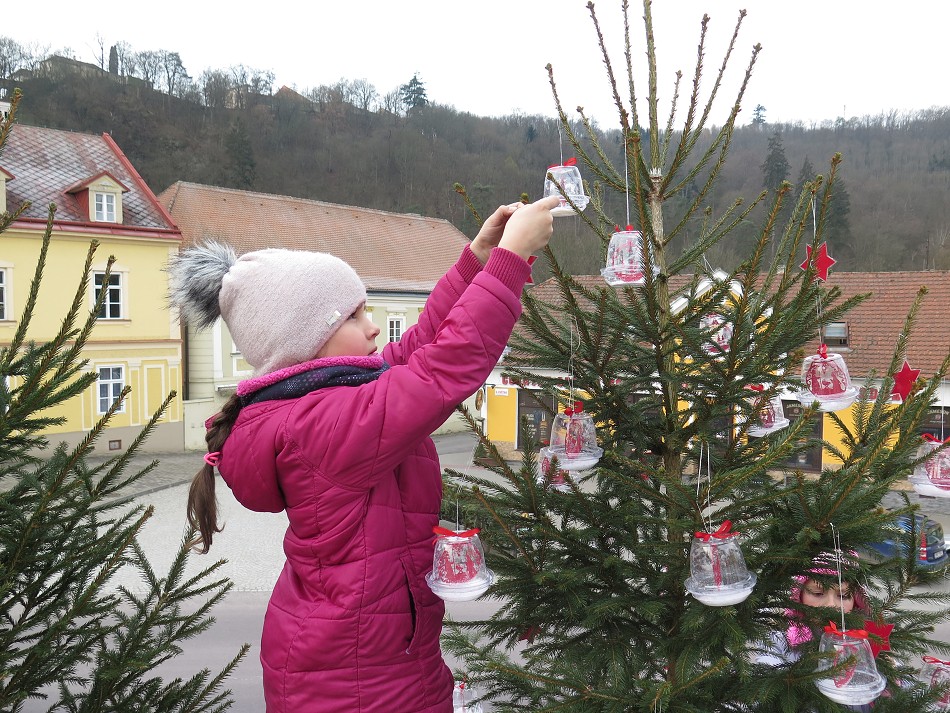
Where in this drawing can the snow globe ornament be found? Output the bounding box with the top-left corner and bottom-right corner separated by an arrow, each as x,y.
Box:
602,226 -> 651,286
548,401 -> 603,471
427,527 -> 494,602
746,386 -> 790,437
909,435 -> 950,498
815,623 -> 886,706
700,313 -> 734,355
538,446 -> 572,492
453,680 -> 484,713
684,521 -> 756,606
800,344 -> 858,412
543,158 -> 589,216
921,656 -> 950,710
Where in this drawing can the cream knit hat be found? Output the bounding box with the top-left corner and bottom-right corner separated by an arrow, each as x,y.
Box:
168,242 -> 367,375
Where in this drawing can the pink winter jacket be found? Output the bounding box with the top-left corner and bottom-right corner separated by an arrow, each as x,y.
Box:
216,246 -> 530,713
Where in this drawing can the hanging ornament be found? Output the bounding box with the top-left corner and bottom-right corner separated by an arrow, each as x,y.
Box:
800,242 -> 837,281
799,344 -> 858,412
602,226 -> 653,286
815,622 -> 886,706
745,385 -> 790,437
542,157 -> 589,217
452,679 -> 484,713
909,434 -> 950,497
547,401 -> 603,471
921,656 -> 950,710
890,359 -> 921,403
427,527 -> 495,602
684,521 -> 756,606
700,312 -> 734,355
538,446 -> 572,492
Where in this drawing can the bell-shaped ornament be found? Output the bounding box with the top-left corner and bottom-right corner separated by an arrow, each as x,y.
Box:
815,623 -> 886,706
543,158 -> 589,217
538,446 -> 572,492
746,387 -> 790,437
909,435 -> 950,498
700,312 -> 734,355
684,521 -> 756,606
602,226 -> 652,286
452,680 -> 484,713
921,656 -> 950,710
799,345 -> 858,412
548,401 -> 603,471
426,527 -> 494,602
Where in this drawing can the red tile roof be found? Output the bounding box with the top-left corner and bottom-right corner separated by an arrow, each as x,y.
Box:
158,182 -> 470,293
0,124 -> 177,231
527,271 -> 950,377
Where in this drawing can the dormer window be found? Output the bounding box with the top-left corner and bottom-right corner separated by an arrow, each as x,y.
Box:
95,191 -> 117,222
822,321 -> 849,349
0,166 -> 13,214
65,171 -> 128,224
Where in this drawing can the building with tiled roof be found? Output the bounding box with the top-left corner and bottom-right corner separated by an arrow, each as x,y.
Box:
156,182 -> 472,447
0,123 -> 184,453
482,270 -> 950,469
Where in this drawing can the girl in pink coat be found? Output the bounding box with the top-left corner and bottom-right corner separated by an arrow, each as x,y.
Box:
167,195 -> 559,713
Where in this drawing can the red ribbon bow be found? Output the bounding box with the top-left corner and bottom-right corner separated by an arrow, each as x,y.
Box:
694,520 -> 737,541
924,655 -> 950,665
547,157 -> 577,169
923,433 -> 950,444
433,526 -> 480,539
748,384 -> 766,392
824,621 -> 868,639
817,344 -> 828,359
564,400 -> 584,417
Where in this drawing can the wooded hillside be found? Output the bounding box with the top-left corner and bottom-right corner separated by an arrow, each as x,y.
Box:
4,52 -> 950,278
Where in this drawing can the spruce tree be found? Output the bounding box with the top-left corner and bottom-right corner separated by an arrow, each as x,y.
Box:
444,4 -> 950,711
0,89 -> 247,712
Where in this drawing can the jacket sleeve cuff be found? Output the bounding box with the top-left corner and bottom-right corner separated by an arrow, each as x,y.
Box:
484,247 -> 532,296
456,244 -> 483,284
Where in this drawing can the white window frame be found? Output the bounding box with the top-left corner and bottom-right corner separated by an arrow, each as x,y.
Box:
822,321 -> 849,349
94,271 -> 124,319
0,267 -> 7,321
388,315 -> 405,343
96,365 -> 126,414
94,191 -> 117,222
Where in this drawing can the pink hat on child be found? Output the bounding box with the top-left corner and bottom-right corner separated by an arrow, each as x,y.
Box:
168,241 -> 367,376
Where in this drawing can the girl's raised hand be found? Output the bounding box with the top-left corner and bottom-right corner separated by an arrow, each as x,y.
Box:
470,202 -> 523,265
497,195 -> 561,261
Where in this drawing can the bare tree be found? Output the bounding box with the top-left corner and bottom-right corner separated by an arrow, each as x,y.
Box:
200,68 -> 233,109
134,50 -> 161,87
350,78 -> 378,111
158,50 -> 189,96
113,41 -> 135,77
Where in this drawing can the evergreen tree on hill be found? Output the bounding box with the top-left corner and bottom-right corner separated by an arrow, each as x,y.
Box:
443,3 -> 950,711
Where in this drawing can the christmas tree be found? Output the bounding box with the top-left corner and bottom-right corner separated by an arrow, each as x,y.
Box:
0,89 -> 247,712
443,4 -> 950,711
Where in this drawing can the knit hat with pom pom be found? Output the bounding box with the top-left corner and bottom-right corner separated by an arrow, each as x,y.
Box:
167,241 -> 367,376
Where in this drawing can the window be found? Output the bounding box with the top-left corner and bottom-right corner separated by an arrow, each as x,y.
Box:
0,268 -> 6,320
822,321 -> 849,348
94,272 -> 123,319
388,315 -> 404,343
94,192 -> 117,222
97,366 -> 125,414
781,400 -> 822,470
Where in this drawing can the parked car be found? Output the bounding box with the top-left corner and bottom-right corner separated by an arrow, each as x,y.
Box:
863,512 -> 949,571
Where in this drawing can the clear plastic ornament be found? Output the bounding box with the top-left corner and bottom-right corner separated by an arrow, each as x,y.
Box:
452,680 -> 484,713
543,158 -> 589,217
427,527 -> 494,602
746,389 -> 790,437
799,346 -> 859,412
700,313 -> 734,355
921,655 -> 950,710
547,401 -> 603,471
538,446 -> 572,492
909,436 -> 950,498
602,227 -> 653,286
684,522 -> 756,606
815,623 -> 886,706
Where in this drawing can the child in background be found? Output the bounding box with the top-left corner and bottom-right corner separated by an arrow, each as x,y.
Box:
167,195 -> 560,713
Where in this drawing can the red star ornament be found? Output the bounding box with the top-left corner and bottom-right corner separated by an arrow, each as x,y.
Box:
863,619 -> 894,658
800,242 -> 837,281
891,359 -> 921,403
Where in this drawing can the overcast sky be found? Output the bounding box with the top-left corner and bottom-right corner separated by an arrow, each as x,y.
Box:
24,1 -> 950,128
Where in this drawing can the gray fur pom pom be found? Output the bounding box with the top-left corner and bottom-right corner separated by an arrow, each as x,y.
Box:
166,241 -> 238,329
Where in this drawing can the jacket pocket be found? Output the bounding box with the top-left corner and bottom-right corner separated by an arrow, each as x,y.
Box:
400,555 -> 424,654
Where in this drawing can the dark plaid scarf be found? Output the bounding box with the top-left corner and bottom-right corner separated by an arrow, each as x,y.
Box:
240,361 -> 391,407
